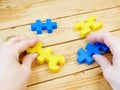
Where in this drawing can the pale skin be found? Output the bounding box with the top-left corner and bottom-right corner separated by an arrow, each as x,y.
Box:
0,37 -> 39,90
87,32 -> 120,90
0,32 -> 119,90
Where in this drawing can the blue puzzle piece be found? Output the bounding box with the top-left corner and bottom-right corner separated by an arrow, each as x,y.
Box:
77,42 -> 109,65
86,43 -> 102,55
31,19 -> 57,34
94,42 -> 109,53
77,48 -> 94,65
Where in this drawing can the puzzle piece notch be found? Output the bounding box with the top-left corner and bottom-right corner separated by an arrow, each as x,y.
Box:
77,42 -> 109,65
94,42 -> 109,53
37,48 -> 65,72
74,16 -> 103,37
31,19 -> 57,34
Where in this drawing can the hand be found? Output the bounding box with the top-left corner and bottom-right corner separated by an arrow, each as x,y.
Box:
0,37 -> 38,90
87,32 -> 120,90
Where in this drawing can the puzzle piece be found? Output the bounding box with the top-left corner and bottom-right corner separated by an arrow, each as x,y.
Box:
26,42 -> 65,73
37,48 -> 65,72
77,42 -> 109,65
31,19 -> 57,34
74,16 -> 103,37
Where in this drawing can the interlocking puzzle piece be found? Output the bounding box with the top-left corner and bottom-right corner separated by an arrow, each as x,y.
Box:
31,19 -> 57,34
26,42 -> 65,73
26,42 -> 42,53
77,48 -> 94,65
74,16 -> 103,37
77,42 -> 109,65
37,48 -> 65,72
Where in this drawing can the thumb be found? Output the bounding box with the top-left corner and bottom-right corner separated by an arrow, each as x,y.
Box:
22,53 -> 38,68
93,54 -> 111,71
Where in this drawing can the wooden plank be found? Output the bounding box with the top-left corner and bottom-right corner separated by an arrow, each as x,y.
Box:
115,0 -> 120,6
0,8 -> 119,46
27,67 -> 112,90
0,0 -> 118,29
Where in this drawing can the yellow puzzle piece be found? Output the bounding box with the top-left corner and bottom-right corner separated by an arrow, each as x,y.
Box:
37,48 -> 65,73
26,42 -> 42,53
74,16 -> 103,37
26,42 -> 65,73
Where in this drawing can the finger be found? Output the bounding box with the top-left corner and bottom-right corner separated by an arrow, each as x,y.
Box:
87,32 -> 120,55
93,54 -> 111,71
16,38 -> 39,54
6,37 -> 27,45
5,37 -> 28,49
22,53 -> 38,68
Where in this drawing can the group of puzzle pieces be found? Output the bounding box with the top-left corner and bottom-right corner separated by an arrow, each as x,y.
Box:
74,16 -> 103,37
77,42 -> 109,65
31,19 -> 57,34
29,16 -> 107,73
26,42 -> 65,73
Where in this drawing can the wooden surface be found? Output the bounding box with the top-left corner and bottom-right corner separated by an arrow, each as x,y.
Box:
0,0 -> 120,90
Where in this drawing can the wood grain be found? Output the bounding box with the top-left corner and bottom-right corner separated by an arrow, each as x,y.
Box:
0,0 -> 119,29
0,0 -> 120,90
27,67 -> 112,90
0,7 -> 120,46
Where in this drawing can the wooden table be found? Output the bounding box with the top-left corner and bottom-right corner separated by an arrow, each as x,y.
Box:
0,0 -> 120,90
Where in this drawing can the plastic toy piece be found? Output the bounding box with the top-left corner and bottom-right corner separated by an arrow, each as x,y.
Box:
74,16 -> 103,37
37,48 -> 65,72
31,19 -> 57,34
77,42 -> 109,65
26,42 -> 42,53
26,42 -> 65,73
77,48 -> 94,65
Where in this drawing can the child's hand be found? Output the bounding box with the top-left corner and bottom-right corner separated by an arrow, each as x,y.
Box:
87,32 -> 120,90
0,37 -> 38,90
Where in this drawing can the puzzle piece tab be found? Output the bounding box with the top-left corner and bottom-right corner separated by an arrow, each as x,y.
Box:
77,42 -> 109,65
74,16 -> 103,37
31,19 -> 57,34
